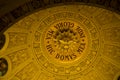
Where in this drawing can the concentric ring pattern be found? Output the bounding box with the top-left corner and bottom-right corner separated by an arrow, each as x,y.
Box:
0,5 -> 120,80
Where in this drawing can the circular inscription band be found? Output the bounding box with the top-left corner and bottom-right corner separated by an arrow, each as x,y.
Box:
44,20 -> 88,62
32,11 -> 99,75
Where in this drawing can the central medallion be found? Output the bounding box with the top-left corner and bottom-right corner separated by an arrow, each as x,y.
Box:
32,11 -> 99,75
44,20 -> 87,62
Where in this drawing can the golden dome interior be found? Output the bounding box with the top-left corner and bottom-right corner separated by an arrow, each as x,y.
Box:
0,3 -> 120,80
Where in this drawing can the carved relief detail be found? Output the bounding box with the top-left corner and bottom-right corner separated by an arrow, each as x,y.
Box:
95,59 -> 120,80
15,63 -> 38,80
103,44 -> 120,64
8,49 -> 29,69
103,27 -> 120,43
7,32 -> 27,48
83,71 -> 102,80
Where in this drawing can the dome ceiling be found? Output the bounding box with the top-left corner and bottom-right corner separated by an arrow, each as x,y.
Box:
0,4 -> 120,80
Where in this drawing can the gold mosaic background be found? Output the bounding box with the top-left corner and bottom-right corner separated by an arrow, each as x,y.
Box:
0,5 -> 120,80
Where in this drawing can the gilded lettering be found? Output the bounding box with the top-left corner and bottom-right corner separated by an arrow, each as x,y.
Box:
46,44 -> 55,54
54,22 -> 74,30
77,43 -> 86,53
55,53 -> 77,61
46,29 -> 54,39
76,26 -> 85,38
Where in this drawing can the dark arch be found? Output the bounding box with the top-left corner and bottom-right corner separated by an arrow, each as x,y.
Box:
118,76 -> 120,80
0,34 -> 5,49
0,58 -> 8,76
0,0 -> 120,35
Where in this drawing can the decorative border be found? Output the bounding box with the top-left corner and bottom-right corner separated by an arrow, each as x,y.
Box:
0,0 -> 120,34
